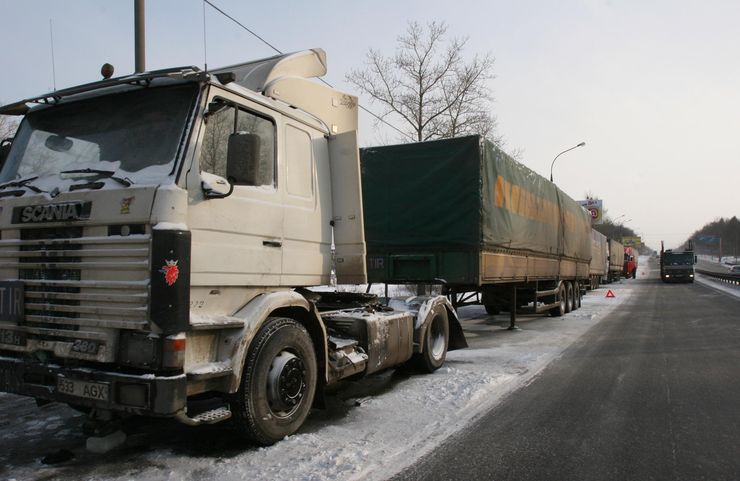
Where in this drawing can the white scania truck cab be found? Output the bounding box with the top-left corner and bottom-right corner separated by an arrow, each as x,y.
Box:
0,49 -> 466,445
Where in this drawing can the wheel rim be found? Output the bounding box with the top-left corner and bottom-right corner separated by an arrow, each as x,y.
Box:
267,351 -> 307,417
428,314 -> 446,360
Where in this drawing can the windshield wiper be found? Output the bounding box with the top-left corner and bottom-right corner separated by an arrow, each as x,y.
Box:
0,176 -> 45,193
60,168 -> 133,187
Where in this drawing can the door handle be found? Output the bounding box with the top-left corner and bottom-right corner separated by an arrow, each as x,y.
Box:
263,240 -> 282,248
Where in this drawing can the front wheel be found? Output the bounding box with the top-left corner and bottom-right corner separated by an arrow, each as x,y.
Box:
411,305 -> 449,373
231,317 -> 317,445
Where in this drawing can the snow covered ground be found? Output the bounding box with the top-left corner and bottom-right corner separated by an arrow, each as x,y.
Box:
1,279 -> 640,481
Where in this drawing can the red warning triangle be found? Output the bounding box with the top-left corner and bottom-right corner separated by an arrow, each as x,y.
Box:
605,290 -> 616,298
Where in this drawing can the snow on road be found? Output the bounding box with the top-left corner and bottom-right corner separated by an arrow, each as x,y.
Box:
3,283 -> 637,481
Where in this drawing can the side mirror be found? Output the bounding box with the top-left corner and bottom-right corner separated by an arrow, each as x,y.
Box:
0,138 -> 12,171
694,256 -> 698,264
226,132 -> 262,186
201,171 -> 233,199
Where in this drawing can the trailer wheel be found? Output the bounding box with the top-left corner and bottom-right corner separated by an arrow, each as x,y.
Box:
231,317 -> 317,445
549,283 -> 566,317
564,282 -> 574,313
575,282 -> 582,309
411,305 -> 449,373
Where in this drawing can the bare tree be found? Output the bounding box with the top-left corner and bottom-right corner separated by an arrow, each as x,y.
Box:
347,21 -> 499,143
0,112 -> 19,140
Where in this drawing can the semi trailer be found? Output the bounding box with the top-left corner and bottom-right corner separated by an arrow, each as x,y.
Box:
0,49 -> 467,445
587,229 -> 608,289
361,136 -> 593,324
606,238 -> 625,283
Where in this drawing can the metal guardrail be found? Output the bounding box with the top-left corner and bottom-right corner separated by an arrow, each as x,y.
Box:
696,269 -> 740,286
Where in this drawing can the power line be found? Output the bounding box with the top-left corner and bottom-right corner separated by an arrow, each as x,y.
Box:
202,0 -> 413,142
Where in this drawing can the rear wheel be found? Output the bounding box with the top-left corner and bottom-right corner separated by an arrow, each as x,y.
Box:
574,282 -> 582,309
549,283 -> 566,317
231,317 -> 317,445
411,305 -> 449,373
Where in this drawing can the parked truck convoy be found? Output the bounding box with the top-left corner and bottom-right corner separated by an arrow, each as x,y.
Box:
360,136 -> 593,323
660,240 -> 696,282
0,49 -> 470,445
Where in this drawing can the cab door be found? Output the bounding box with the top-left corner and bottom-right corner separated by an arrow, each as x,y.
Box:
187,91 -> 284,288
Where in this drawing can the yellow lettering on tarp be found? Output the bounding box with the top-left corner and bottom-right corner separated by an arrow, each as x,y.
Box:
495,175 -> 558,227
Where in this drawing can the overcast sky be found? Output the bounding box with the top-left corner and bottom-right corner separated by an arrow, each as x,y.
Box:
1,0 -> 738,249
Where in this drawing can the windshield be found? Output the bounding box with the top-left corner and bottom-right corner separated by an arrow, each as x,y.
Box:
0,84 -> 198,186
664,253 -> 694,266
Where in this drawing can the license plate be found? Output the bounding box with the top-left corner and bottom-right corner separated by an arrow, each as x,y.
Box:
57,377 -> 110,401
0,328 -> 26,347
0,281 -> 24,323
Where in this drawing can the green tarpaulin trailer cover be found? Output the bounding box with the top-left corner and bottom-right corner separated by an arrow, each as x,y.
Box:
361,135 -> 591,286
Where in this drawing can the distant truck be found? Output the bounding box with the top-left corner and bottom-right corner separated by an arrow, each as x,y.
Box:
660,240 -> 696,283
606,239 -> 625,283
0,49 -> 466,445
361,136 -> 592,322
588,229 -> 608,289
623,246 -> 638,279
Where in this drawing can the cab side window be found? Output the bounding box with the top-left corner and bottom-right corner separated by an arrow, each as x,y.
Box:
200,102 -> 276,187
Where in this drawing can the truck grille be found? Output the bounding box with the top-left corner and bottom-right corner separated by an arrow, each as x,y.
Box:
0,226 -> 151,352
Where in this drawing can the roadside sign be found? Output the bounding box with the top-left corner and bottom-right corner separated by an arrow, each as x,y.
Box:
622,236 -> 642,247
577,199 -> 603,225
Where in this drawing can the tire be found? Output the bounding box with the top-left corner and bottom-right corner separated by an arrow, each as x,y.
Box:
564,282 -> 574,313
549,283 -> 566,317
575,282 -> 582,309
231,317 -> 317,445
484,304 -> 499,315
411,305 -> 449,373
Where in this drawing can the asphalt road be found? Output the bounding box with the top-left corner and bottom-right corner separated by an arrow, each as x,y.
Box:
394,259 -> 740,481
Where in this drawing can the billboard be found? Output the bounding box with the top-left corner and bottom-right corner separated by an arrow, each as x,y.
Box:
622,236 -> 642,247
577,199 -> 603,224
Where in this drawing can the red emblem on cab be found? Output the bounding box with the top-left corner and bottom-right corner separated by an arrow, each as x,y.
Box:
160,260 -> 179,286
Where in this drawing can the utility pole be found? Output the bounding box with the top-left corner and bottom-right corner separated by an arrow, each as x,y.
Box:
134,0 -> 145,73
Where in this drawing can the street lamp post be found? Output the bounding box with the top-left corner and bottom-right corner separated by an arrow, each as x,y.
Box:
550,142 -> 586,182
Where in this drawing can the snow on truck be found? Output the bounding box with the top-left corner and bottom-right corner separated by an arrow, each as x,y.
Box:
0,49 -> 467,445
360,136 -> 593,325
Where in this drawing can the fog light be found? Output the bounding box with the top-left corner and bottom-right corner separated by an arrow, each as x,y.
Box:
163,333 -> 186,369
117,383 -> 148,407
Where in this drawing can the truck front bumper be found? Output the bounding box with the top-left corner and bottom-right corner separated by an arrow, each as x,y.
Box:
0,356 -> 186,416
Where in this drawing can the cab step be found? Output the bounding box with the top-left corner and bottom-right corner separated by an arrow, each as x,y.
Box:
175,406 -> 232,426
186,362 -> 233,381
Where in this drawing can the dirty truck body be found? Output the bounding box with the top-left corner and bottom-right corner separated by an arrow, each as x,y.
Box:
361,136 -> 592,319
0,49 -> 465,445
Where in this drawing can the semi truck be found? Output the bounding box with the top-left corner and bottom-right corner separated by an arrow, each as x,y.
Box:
623,245 -> 638,279
660,240 -> 696,283
0,49 -> 467,445
360,136 -> 593,324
